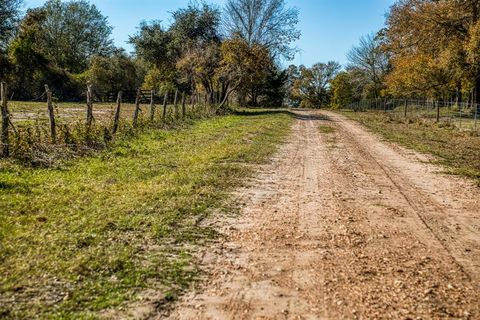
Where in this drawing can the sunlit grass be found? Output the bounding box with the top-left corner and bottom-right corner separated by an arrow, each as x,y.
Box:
0,110 -> 293,319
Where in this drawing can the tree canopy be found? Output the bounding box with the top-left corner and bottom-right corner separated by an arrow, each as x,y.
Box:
4,0 -> 479,108
289,62 -> 341,108
0,0 -> 23,50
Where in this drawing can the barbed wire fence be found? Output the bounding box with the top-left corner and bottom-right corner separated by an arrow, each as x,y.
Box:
0,81 -> 227,162
346,98 -> 480,131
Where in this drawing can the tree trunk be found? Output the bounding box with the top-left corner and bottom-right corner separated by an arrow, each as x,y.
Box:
218,82 -> 238,110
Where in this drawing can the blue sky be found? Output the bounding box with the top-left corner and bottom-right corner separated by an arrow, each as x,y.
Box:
24,0 -> 395,67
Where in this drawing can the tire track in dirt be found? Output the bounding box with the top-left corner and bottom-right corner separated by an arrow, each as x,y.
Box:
162,110 -> 479,319
317,111 -> 479,318
323,110 -> 480,283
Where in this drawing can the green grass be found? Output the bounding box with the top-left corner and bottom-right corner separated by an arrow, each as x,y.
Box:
0,110 -> 293,319
339,110 -> 480,183
5,101 -> 212,166
318,125 -> 336,134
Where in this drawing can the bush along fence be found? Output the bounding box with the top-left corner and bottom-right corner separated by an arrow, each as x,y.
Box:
347,98 -> 480,131
0,81 -> 224,165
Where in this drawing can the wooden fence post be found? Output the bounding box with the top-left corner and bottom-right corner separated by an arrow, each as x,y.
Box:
191,93 -> 196,111
45,85 -> 56,143
1,82 -> 9,157
404,99 -> 408,118
181,91 -> 186,118
149,89 -> 155,122
86,84 -> 94,129
173,89 -> 179,118
112,91 -> 122,134
162,91 -> 168,120
133,88 -> 141,127
474,104 -> 478,131
436,101 -> 440,123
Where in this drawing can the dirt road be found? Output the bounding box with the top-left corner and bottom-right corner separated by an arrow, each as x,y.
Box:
165,110 -> 480,319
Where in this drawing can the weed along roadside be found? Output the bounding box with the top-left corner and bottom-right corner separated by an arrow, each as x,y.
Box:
0,110 -> 293,319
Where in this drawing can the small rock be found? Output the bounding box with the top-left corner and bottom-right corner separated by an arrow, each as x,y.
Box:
424,288 -> 434,295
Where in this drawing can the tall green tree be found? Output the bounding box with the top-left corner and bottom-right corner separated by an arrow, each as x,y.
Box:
0,0 -> 23,79
84,49 -> 145,97
171,3 -> 222,96
291,62 -> 341,108
170,3 -> 221,53
8,1 -> 114,99
285,64 -> 301,107
330,71 -> 359,108
129,20 -> 176,92
8,8 -> 57,98
256,66 -> 288,107
38,0 -> 113,73
131,3 -> 223,97
218,38 -> 273,107
0,0 -> 23,50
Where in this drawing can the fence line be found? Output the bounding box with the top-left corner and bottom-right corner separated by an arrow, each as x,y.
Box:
346,98 -> 480,131
0,82 -> 217,159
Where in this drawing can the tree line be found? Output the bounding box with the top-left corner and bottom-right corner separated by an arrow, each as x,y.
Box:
0,0 -> 301,107
286,0 -> 480,109
330,0 -> 480,108
2,0 -> 478,108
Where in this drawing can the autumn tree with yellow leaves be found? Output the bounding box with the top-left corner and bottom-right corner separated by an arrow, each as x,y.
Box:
384,0 -> 480,102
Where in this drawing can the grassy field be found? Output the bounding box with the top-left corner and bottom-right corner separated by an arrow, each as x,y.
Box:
339,110 -> 480,183
8,101 -> 197,124
0,110 -> 293,319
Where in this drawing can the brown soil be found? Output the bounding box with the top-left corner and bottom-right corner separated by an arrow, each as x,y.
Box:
164,110 -> 480,319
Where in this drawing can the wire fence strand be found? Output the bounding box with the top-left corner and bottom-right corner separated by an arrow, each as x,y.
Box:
346,99 -> 480,131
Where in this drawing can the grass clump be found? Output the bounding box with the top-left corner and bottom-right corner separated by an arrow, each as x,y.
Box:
318,125 -> 336,134
0,110 -> 293,319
